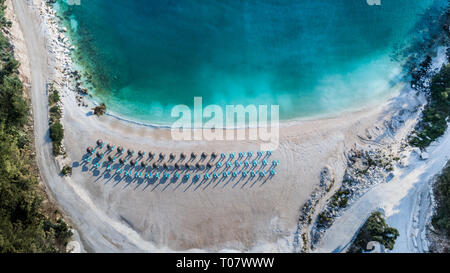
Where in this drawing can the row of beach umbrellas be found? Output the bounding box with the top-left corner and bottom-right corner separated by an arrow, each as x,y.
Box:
115,169 -> 277,180
88,141 -> 272,162
86,153 -> 279,170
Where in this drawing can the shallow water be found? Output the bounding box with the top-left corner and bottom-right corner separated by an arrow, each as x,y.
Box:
57,0 -> 447,125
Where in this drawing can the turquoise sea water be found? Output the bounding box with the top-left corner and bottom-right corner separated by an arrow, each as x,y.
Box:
56,0 -> 447,125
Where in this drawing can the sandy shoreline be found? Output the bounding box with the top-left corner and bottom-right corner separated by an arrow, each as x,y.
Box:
7,0 -> 448,253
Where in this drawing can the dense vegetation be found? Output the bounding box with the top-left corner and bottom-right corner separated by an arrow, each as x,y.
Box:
348,211 -> 399,253
47,84 -> 64,156
409,7 -> 450,149
409,63 -> 450,149
0,0 -> 72,252
61,165 -> 72,177
432,162 -> 450,237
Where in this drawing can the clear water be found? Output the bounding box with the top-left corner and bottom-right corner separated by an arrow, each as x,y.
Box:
56,0 -> 447,125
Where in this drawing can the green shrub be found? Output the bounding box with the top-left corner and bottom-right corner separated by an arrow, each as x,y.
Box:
348,211 -> 399,253
432,162 -> 450,236
49,105 -> 61,119
48,89 -> 60,105
317,212 -> 332,228
61,165 -> 72,177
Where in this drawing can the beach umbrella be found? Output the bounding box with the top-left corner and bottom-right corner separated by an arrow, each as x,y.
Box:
180,153 -> 186,159
148,152 -> 155,158
97,139 -> 103,146
130,159 -> 137,166
107,144 -> 113,150
86,147 -> 93,154
191,152 -> 197,159
170,153 -> 176,160
159,153 -> 165,159
206,163 -> 213,169
119,158 -> 125,164
127,149 -> 134,156
201,152 -> 208,159
195,163 -> 201,169
152,163 -> 159,169
185,163 -> 191,169
117,146 -> 124,153
96,152 -> 103,158
211,152 -> 217,159
138,151 -> 145,157
141,161 -> 147,168
163,163 -> 168,169
175,163 -> 180,170
108,155 -> 114,162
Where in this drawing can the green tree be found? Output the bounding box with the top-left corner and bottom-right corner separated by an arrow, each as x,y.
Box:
49,122 -> 64,145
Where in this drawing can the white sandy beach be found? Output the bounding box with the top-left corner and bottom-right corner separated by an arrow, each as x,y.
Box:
6,0 -> 448,253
